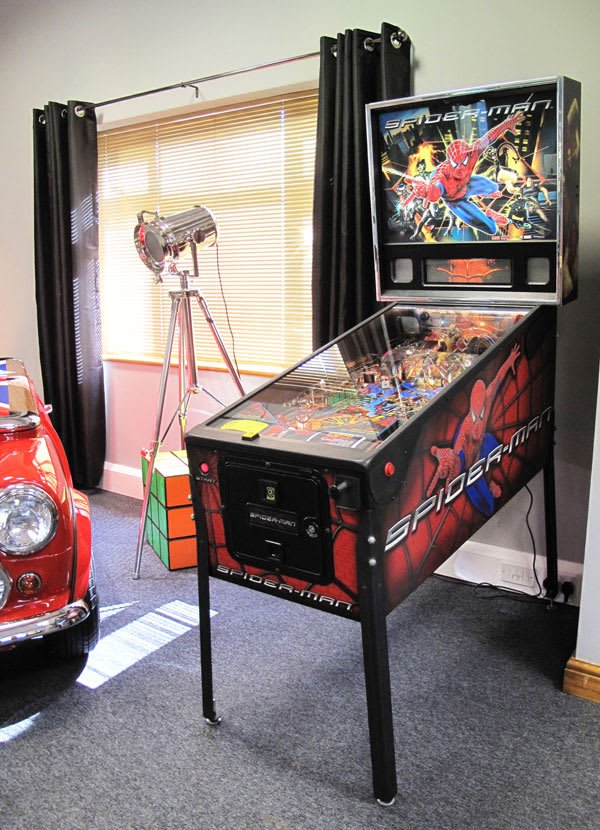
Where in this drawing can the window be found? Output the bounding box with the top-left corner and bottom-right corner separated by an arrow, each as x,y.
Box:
97,91 -> 318,376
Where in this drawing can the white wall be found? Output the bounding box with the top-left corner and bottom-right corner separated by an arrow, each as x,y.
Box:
1,0 -> 599,643
576,366 -> 600,662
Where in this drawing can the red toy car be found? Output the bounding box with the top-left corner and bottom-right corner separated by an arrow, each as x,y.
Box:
0,358 -> 99,656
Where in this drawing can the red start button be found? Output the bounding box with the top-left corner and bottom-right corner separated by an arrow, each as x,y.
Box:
384,462 -> 395,477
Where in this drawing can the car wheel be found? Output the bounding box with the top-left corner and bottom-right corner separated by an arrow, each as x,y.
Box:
46,554 -> 100,658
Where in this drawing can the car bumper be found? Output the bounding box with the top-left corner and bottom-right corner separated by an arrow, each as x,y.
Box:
0,599 -> 90,646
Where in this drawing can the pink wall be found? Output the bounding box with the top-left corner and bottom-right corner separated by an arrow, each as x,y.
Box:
100,360 -> 265,498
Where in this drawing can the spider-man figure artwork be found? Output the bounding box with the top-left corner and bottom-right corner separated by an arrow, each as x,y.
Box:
406,112 -> 525,236
427,342 -> 520,515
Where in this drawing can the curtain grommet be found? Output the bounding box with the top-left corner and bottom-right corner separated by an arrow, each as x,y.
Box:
38,114 -> 46,125
331,44 -> 338,58
364,37 -> 375,52
390,30 -> 408,49
74,105 -> 86,118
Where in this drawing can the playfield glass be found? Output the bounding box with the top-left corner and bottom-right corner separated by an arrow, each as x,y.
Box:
210,304 -> 528,451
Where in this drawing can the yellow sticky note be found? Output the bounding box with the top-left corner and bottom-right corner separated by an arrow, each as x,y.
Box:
220,419 -> 269,436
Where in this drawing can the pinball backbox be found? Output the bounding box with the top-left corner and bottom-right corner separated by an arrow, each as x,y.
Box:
367,76 -> 580,304
185,76 -> 580,804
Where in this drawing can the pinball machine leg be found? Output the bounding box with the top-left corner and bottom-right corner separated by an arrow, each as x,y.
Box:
194,513 -> 221,726
358,548 -> 397,805
543,450 -> 559,600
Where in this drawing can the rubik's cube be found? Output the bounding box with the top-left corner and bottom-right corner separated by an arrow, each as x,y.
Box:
141,449 -> 197,570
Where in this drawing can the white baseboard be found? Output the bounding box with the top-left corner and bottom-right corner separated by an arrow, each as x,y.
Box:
100,462 -> 143,500
436,539 -> 583,606
99,461 -> 583,605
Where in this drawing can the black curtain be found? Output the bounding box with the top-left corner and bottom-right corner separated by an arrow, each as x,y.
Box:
33,101 -> 106,489
312,23 -> 412,349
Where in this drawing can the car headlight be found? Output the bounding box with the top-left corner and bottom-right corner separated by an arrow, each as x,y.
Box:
0,485 -> 58,554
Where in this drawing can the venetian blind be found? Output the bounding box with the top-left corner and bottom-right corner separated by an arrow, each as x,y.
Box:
97,91 -> 318,375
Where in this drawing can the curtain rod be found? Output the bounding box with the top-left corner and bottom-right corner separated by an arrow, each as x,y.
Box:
80,51 -> 320,113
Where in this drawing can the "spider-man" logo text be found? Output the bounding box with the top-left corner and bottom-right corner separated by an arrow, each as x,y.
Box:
384,404 -> 553,552
384,99 -> 552,130
215,564 -> 356,613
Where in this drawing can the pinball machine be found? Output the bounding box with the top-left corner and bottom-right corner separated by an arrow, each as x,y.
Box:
185,76 -> 580,803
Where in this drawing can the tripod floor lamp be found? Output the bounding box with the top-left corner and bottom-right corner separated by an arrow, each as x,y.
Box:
132,206 -> 244,579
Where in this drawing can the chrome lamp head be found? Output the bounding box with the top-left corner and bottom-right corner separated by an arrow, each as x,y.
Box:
133,205 -> 217,281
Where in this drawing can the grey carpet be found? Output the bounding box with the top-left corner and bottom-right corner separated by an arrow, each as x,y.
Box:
0,489 -> 597,830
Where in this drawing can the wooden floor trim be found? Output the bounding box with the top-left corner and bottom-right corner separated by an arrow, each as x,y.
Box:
563,654 -> 600,703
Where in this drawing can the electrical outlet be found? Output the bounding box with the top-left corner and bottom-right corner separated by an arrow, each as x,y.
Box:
500,562 -> 535,588
558,574 -> 581,605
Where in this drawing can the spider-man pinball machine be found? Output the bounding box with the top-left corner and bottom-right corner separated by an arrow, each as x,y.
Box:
186,77 -> 580,804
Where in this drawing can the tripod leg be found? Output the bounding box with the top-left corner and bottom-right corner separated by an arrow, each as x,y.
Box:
181,292 -> 199,390
196,294 -> 245,397
176,294 -> 200,446
177,305 -> 187,448
133,294 -> 181,579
